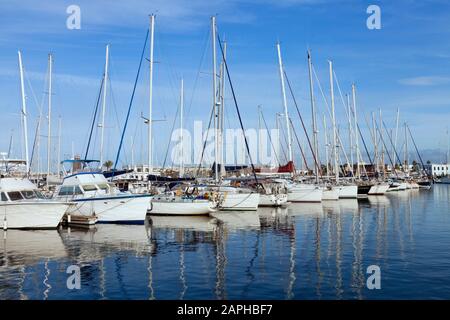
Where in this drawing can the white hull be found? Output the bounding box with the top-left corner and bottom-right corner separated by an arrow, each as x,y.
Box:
68,195 -> 151,222
368,184 -> 390,195
287,185 -> 322,202
219,193 -> 260,211
149,199 -> 214,215
258,193 -> 288,207
337,185 -> 358,198
322,187 -> 339,201
1,202 -> 68,229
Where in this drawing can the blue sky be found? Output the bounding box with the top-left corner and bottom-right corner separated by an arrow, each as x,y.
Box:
1,0 -> 450,169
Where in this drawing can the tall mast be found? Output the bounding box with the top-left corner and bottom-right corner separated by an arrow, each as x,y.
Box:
219,40 -> 227,177
100,44 -> 109,168
352,84 -> 360,179
276,43 -> 293,165
329,60 -> 339,182
404,122 -> 408,173
308,49 -> 319,183
347,93 -> 353,180
18,51 -> 30,174
148,14 -> 155,174
47,54 -> 53,180
323,114 -> 330,177
379,108 -> 384,175
179,78 -> 184,177
211,16 -> 219,183
57,116 -> 61,177
371,112 -> 377,175
393,108 -> 399,169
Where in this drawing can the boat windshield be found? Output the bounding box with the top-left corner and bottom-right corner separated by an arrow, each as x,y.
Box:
21,190 -> 48,200
7,191 -> 23,201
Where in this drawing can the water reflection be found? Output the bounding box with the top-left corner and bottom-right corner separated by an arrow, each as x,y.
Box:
1,186 -> 449,299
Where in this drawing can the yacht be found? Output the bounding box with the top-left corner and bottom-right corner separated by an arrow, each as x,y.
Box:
0,177 -> 70,229
54,172 -> 151,223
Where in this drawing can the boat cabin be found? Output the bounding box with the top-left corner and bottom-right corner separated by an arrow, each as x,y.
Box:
0,177 -> 46,202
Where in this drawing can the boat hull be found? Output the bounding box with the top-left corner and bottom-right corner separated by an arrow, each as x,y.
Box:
219,193 -> 260,211
337,185 -> 358,198
1,202 -> 69,229
287,185 -> 322,202
368,184 -> 390,195
258,193 -> 288,207
148,199 -> 214,215
68,194 -> 151,223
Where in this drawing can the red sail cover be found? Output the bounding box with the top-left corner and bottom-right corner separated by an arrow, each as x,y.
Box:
255,161 -> 295,173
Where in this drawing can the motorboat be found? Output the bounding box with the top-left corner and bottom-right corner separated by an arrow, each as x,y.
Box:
0,177 -> 70,229
54,172 -> 151,223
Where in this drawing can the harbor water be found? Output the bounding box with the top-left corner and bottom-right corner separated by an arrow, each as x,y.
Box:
1,185 -> 450,300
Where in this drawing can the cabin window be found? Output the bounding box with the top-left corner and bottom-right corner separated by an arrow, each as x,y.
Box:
97,184 -> 109,191
8,192 -> 24,201
21,190 -> 37,199
74,186 -> 83,195
35,190 -> 47,199
82,185 -> 98,192
1,192 -> 8,201
59,186 -> 74,196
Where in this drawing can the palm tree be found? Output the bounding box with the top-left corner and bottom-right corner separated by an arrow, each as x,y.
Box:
103,160 -> 113,171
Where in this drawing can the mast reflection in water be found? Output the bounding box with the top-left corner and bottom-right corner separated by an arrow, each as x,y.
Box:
2,185 -> 450,299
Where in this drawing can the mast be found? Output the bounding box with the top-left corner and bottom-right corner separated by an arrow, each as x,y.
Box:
219,40 -> 227,177
329,60 -> 338,182
57,116 -> 61,177
351,84 -> 360,179
148,14 -> 155,174
372,112 -> 378,176
393,108 -> 399,169
18,51 -> 30,174
47,54 -> 53,180
211,16 -> 219,183
100,44 -> 109,168
276,43 -> 293,166
179,78 -> 184,177
307,49 -> 319,183
323,114 -> 330,177
379,109 -> 384,175
404,122 -> 408,173
347,93 -> 353,180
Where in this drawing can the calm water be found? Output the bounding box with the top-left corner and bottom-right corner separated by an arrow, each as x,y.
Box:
2,185 -> 450,300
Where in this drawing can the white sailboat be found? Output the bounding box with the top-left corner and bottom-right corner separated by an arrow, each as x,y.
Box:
198,16 -> 260,211
145,20 -> 217,215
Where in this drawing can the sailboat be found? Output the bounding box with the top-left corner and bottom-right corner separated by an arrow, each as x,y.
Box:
0,52 -> 70,230
144,16 -> 216,215
194,16 -> 260,211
